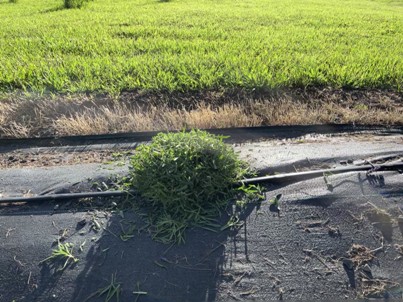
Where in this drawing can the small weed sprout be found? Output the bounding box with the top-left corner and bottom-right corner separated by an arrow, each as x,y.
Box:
39,242 -> 78,270
268,193 -> 282,215
236,183 -> 264,208
269,193 -> 282,207
128,130 -> 253,243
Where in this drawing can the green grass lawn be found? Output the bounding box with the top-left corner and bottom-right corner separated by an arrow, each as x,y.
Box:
0,0 -> 402,94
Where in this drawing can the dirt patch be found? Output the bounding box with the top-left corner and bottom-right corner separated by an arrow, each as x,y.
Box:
0,149 -> 131,169
0,88 -> 402,138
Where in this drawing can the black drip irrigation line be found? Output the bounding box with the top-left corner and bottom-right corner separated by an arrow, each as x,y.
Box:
0,191 -> 132,203
1,124 -> 402,149
1,162 -> 402,204
241,162 -> 403,184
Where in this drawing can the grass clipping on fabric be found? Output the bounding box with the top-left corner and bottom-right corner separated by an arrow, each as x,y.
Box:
128,130 -> 252,244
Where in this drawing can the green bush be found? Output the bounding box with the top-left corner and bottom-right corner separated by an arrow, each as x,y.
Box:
9,0 -> 18,3
129,130 -> 249,243
64,0 -> 88,9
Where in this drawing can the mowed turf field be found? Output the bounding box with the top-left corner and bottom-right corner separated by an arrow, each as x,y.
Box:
0,0 -> 402,94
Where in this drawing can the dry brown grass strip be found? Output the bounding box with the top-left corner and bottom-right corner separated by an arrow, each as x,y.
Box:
0,89 -> 402,138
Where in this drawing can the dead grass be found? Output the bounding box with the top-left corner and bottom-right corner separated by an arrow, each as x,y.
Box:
347,244 -> 375,267
0,89 -> 402,138
360,278 -> 400,299
345,245 -> 398,298
53,102 -> 264,136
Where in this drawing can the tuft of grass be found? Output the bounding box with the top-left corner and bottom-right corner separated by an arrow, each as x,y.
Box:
128,130 -> 251,243
39,242 -> 78,270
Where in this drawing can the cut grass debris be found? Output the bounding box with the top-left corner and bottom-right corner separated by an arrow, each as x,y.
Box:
347,244 -> 375,268
133,282 -> 147,302
360,278 -> 400,299
39,242 -> 78,270
85,273 -> 121,302
0,0 -> 402,93
119,220 -> 136,241
344,243 -> 401,298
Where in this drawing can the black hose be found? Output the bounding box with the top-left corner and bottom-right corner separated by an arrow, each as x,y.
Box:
1,162 -> 402,204
1,124 -> 402,150
241,162 -> 403,184
0,190 -> 132,203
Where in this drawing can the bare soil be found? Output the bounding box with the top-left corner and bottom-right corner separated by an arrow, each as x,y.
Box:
0,149 -> 129,169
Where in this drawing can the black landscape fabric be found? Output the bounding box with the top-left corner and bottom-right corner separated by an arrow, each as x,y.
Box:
1,168 -> 403,301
